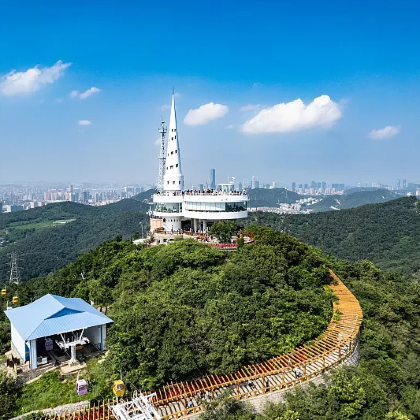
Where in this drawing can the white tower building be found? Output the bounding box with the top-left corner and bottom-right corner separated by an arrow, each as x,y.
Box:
164,94 -> 184,191
150,93 -> 249,236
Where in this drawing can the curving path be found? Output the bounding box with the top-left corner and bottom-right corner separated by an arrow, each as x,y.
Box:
37,270 -> 362,420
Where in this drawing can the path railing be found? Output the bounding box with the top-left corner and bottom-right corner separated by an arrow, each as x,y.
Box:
36,270 -> 362,420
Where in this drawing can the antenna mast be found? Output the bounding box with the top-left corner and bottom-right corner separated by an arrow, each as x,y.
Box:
158,120 -> 167,192
9,252 -> 21,286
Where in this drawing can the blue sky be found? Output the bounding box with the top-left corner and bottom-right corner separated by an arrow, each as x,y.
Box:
1,0 -> 420,187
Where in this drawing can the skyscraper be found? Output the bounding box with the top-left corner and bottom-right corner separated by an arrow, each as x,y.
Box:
209,169 -> 216,189
251,176 -> 257,189
292,182 -> 296,192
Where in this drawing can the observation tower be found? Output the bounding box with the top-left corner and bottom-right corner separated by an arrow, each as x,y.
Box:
150,94 -> 249,235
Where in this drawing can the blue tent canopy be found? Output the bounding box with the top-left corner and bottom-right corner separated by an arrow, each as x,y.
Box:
5,294 -> 113,341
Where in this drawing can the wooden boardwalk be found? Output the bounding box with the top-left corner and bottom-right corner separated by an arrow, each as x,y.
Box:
37,270 -> 362,420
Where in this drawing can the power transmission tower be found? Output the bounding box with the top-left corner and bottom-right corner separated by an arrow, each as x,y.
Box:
157,120 -> 167,192
8,252 -> 22,286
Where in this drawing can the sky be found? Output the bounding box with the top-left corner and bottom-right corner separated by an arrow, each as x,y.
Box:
1,0 -> 420,188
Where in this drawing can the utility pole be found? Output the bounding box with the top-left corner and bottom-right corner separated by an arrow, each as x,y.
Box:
8,252 -> 21,286
158,120 -> 167,192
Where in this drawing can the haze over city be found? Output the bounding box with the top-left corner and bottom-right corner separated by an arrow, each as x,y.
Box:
1,0 -> 420,186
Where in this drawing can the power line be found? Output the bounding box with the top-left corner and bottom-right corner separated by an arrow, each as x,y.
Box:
8,252 -> 22,286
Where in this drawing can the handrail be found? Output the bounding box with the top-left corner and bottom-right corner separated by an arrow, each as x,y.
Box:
37,270 -> 362,420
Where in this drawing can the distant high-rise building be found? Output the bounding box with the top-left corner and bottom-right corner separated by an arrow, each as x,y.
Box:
292,182 -> 296,192
69,184 -> 74,202
238,182 -> 243,191
403,179 -> 407,189
397,179 -> 401,189
199,184 -> 204,191
251,176 -> 258,189
82,191 -> 90,203
209,169 -> 216,189
255,180 -> 260,189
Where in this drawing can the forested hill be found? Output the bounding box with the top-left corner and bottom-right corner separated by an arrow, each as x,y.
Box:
246,187 -> 399,211
248,188 -> 301,207
307,188 -> 399,212
0,198 -> 150,282
132,188 -> 156,203
4,231 -> 420,419
247,196 -> 420,277
15,233 -> 333,390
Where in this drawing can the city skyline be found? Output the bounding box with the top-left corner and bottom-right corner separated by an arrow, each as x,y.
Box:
1,1 -> 420,185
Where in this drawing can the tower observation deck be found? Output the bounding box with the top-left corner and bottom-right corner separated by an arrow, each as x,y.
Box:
150,94 -> 249,234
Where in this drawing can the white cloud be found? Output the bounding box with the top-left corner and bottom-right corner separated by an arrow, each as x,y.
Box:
70,87 -> 101,99
240,95 -> 342,134
240,104 -> 261,112
78,120 -> 92,126
184,102 -> 229,125
80,87 -> 101,99
0,60 -> 71,96
369,125 -> 400,140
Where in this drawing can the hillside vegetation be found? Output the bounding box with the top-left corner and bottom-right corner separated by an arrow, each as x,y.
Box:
0,194 -> 152,282
205,259 -> 420,420
307,189 -> 399,212
247,188 -> 399,211
0,228 -> 418,418
248,188 -> 301,207
14,232 -> 332,391
248,197 -> 420,277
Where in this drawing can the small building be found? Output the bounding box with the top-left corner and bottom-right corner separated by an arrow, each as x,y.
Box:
5,294 -> 113,370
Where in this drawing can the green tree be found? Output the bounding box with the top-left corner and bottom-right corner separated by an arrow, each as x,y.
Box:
385,412 -> 411,420
275,410 -> 301,420
0,371 -> 18,419
209,221 -> 238,243
327,369 -> 366,418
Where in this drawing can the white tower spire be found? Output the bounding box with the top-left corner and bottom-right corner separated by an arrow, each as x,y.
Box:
163,93 -> 184,192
